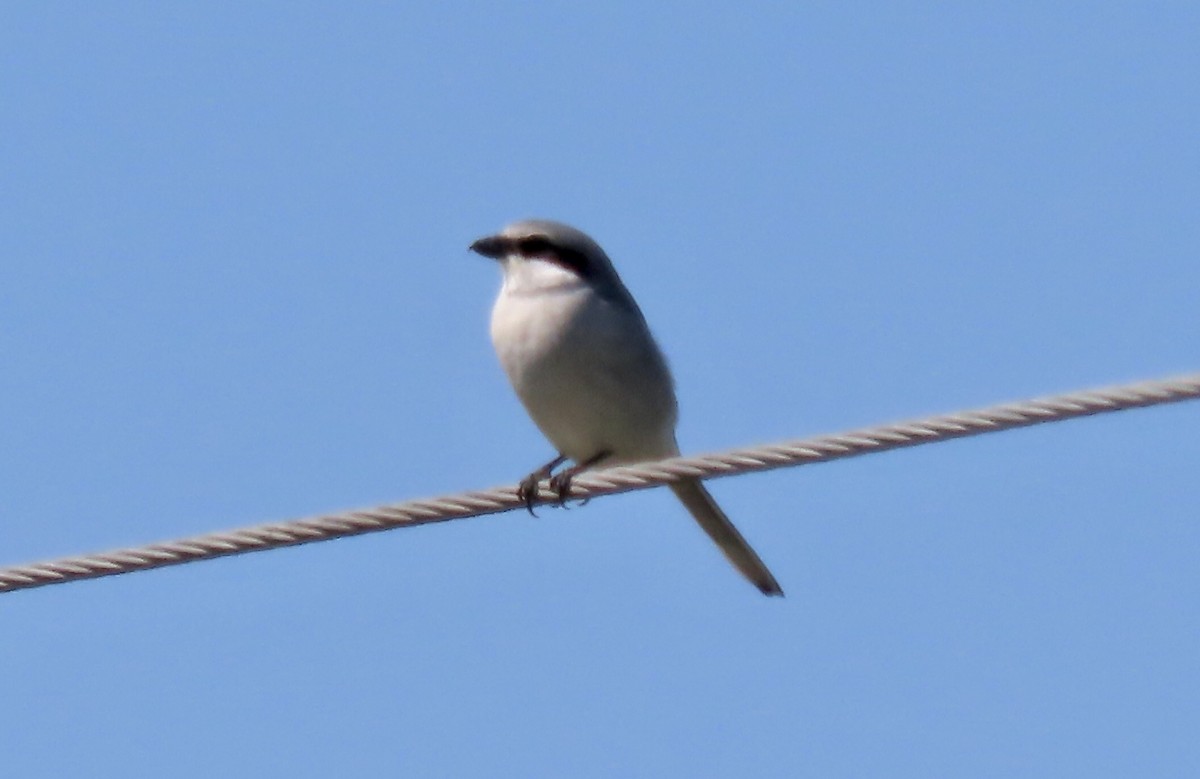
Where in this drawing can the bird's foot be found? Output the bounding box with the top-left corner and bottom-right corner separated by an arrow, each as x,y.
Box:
546,449 -> 612,508
516,474 -> 543,516
516,454 -> 567,516
516,450 -> 611,514
548,471 -> 575,506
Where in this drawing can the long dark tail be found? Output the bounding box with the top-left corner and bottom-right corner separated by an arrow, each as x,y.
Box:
669,478 -> 783,596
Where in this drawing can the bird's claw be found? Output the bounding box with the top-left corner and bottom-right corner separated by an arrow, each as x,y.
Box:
516,476 -> 542,516
515,454 -> 567,516
548,472 -> 574,506
514,472 -> 577,515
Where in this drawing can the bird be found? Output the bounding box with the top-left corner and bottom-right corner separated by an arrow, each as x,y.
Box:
469,218 -> 783,596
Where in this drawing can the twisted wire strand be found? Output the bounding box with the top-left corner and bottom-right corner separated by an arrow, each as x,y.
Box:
2,373 -> 1197,594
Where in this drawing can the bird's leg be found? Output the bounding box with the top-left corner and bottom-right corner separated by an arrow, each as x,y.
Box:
548,450 -> 612,506
517,454 -> 567,515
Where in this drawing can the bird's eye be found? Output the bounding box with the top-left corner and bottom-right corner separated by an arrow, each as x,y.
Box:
516,236 -> 553,256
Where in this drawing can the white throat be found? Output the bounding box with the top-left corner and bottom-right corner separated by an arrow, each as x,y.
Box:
500,256 -> 587,298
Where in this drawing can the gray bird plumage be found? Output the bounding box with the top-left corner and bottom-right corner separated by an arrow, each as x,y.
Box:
471,219 -> 783,596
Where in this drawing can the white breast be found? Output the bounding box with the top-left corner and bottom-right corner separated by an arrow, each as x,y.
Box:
489,260 -> 679,464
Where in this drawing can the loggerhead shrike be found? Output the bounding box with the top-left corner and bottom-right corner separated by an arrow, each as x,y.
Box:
470,219 -> 783,596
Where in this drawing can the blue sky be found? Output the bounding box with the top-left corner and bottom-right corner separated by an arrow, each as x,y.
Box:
2,3 -> 1198,776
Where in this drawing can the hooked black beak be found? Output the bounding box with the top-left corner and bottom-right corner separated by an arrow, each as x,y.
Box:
469,235 -> 509,259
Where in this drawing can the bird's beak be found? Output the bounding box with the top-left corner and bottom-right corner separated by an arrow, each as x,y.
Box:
469,235 -> 508,259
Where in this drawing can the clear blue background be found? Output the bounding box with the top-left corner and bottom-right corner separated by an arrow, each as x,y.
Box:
2,4 -> 1197,776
